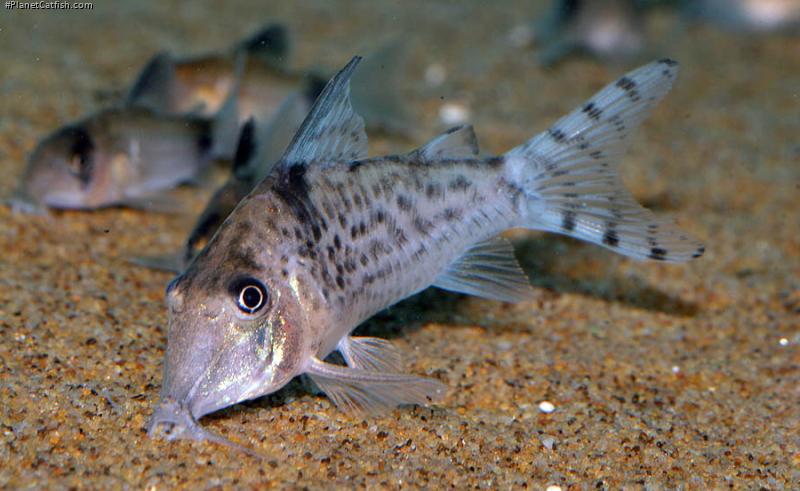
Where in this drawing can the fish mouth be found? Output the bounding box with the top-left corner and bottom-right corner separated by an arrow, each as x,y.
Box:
7,186 -> 47,215
147,397 -> 262,457
147,397 -> 209,442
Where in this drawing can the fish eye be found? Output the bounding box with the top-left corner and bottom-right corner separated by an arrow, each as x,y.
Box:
230,277 -> 268,314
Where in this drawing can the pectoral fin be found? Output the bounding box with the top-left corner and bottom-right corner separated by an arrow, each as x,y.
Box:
337,336 -> 403,373
305,357 -> 445,415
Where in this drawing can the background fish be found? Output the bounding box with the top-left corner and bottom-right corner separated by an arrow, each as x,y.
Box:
127,23 -> 415,138
681,0 -> 800,33
147,56 -> 704,449
531,0 -> 646,66
13,106 -> 218,211
131,93 -> 311,272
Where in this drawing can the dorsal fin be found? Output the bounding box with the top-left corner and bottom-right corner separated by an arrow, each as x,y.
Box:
410,124 -> 480,162
236,23 -> 290,68
125,52 -> 177,110
432,236 -> 534,303
209,53 -> 246,159
232,118 -> 257,175
279,56 -> 367,168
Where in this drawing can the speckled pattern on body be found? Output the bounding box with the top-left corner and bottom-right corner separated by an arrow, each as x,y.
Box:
0,1 -> 798,489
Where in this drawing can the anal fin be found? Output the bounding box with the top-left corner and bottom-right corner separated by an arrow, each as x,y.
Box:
433,236 -> 534,303
305,357 -> 445,415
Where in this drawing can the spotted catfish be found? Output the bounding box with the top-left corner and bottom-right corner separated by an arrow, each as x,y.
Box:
148,57 -> 704,449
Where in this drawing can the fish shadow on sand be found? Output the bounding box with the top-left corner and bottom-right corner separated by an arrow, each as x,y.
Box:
514,233 -> 700,317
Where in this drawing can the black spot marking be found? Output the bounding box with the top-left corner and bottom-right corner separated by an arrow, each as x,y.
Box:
484,156 -> 505,167
616,76 -> 637,92
561,211 -> 577,232
609,115 -> 626,133
582,102 -> 602,121
63,125 -> 95,187
448,175 -> 471,192
658,58 -> 678,67
229,246 -> 261,271
426,183 -> 443,200
336,275 -> 345,289
274,164 -> 323,239
413,216 -> 434,235
649,248 -> 668,261
396,195 -> 413,212
442,207 -> 462,221
590,151 -> 603,160
602,229 -> 620,247
692,246 -> 705,258
548,127 -> 568,143
333,234 -> 342,250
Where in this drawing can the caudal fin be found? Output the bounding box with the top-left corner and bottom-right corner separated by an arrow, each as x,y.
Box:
506,59 -> 704,263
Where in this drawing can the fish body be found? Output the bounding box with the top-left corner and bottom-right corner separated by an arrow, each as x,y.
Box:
16,106 -> 213,210
148,57 -> 703,449
533,0 -> 646,65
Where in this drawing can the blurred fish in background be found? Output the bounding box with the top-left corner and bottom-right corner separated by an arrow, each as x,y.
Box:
680,0 -> 800,33
132,96 -> 308,272
519,0 -> 647,66
11,105 -> 233,212
11,23 -> 414,213
127,24 -> 415,142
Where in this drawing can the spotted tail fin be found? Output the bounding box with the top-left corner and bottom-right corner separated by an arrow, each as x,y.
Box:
505,59 -> 704,262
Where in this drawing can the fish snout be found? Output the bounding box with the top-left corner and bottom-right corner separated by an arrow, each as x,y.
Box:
147,397 -> 206,441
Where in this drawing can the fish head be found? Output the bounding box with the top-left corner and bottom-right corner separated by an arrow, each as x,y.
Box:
149,205 -> 312,437
21,121 -> 116,209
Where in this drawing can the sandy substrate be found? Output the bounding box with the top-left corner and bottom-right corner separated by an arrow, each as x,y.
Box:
1,1 -> 798,488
